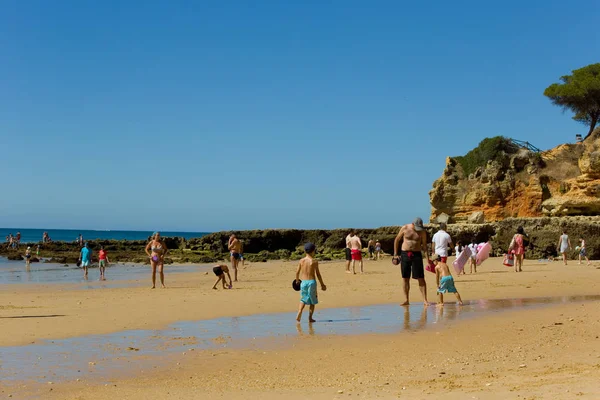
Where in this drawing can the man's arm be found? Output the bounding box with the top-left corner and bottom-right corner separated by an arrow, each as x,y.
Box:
393,227 -> 405,257
358,237 -> 362,248
315,262 -> 326,290
422,231 -> 430,260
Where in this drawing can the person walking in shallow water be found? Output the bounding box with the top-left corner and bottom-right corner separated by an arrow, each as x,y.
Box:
393,217 -> 431,306
79,242 -> 92,279
145,232 -> 167,288
98,246 -> 109,281
557,230 -> 571,266
295,243 -> 326,323
25,246 -> 32,269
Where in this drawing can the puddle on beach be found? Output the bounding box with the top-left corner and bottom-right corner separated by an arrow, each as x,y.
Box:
1,295 -> 599,386
0,257 -> 209,286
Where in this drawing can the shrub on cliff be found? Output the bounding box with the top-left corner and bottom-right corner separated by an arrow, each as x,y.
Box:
454,136 -> 519,176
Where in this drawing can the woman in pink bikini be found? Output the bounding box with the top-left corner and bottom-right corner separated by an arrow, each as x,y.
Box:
509,226 -> 526,272
145,232 -> 167,288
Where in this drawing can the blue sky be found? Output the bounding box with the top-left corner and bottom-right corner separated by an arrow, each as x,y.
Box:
1,0 -> 599,232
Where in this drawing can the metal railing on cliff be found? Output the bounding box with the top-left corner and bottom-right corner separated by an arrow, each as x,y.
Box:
509,139 -> 541,153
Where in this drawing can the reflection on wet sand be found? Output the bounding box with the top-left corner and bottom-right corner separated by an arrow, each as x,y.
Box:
296,323 -> 315,336
1,295 -> 599,385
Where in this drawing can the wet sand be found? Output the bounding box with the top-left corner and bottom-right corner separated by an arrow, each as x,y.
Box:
2,257 -> 600,398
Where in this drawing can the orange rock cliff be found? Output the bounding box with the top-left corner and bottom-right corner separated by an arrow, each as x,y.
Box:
429,130 -> 600,223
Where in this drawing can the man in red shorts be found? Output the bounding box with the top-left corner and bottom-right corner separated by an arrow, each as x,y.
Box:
349,230 -> 364,274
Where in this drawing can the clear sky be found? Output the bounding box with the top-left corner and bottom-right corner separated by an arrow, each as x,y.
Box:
1,0 -> 599,232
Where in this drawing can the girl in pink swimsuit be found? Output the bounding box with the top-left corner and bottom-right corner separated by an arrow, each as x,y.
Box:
510,226 -> 526,272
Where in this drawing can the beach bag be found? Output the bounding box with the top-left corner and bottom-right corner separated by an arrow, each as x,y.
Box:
425,260 -> 436,274
452,246 -> 472,274
503,253 -> 514,267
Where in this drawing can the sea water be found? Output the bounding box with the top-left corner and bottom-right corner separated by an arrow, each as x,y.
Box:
0,228 -> 208,244
0,257 -> 210,285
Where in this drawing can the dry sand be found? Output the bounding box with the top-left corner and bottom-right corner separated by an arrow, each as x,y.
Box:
2,256 -> 600,399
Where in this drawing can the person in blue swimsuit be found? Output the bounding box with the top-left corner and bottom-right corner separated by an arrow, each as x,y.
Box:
79,242 -> 92,279
295,243 -> 327,323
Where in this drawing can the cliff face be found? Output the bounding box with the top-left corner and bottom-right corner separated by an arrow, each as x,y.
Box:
430,132 -> 600,223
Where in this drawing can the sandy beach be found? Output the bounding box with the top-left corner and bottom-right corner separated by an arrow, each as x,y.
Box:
2,256 -> 600,399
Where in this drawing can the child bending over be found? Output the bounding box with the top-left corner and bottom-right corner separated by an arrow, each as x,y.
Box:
212,264 -> 232,290
434,255 -> 463,306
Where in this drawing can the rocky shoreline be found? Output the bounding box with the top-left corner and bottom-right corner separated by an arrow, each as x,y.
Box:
2,216 -> 599,264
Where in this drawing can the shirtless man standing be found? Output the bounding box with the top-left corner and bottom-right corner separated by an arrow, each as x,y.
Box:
349,231 -> 364,274
344,231 -> 353,273
393,217 -> 431,306
228,234 -> 242,282
367,239 -> 375,260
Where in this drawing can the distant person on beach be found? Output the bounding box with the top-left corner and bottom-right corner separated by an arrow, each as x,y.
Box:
578,238 -> 591,266
349,231 -> 364,274
25,246 -> 32,268
455,241 -> 466,275
393,217 -> 431,306
434,255 -> 463,306
509,226 -> 526,272
431,223 -> 452,262
15,232 -> 21,247
98,246 -> 109,281
345,231 -> 353,273
468,239 -> 478,274
455,241 -> 463,258
36,244 -> 40,257
42,231 -> 52,243
79,243 -> 92,279
375,241 -> 382,260
295,242 -> 326,323
212,264 -> 233,290
557,231 -> 571,266
78,233 -> 83,246
145,232 -> 167,288
368,239 -> 375,260
228,234 -> 242,282
239,240 -> 245,267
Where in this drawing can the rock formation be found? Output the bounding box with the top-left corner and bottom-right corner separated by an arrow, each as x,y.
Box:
430,130 -> 600,223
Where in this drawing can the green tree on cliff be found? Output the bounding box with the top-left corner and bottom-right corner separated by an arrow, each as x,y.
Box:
544,63 -> 600,140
